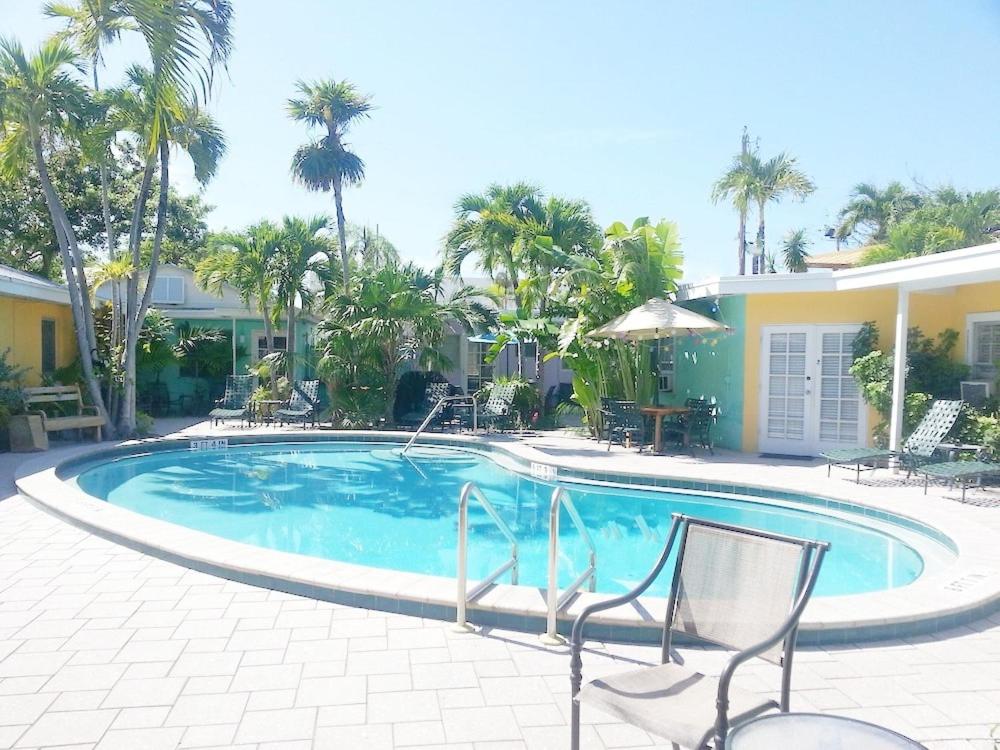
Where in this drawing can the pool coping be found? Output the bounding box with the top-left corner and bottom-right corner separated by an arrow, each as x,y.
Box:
15,430 -> 1000,646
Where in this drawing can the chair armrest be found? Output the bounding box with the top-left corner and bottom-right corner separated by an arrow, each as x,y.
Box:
569,517 -> 684,698
712,543 -> 829,740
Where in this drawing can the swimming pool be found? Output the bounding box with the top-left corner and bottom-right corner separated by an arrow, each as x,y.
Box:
73,441 -> 935,598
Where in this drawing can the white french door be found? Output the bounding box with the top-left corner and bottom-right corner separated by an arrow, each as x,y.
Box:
759,325 -> 865,456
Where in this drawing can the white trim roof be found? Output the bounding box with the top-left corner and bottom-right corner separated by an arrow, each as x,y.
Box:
0,264 -> 71,305
677,242 -> 1000,300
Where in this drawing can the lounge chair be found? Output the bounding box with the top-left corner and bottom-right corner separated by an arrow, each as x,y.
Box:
477,382 -> 517,432
821,399 -> 963,482
399,381 -> 451,429
662,397 -> 717,455
276,379 -> 320,428
208,374 -> 256,427
570,514 -> 829,750
917,453 -> 1000,501
605,399 -> 646,451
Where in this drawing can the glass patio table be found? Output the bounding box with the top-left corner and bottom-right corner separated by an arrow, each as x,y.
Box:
726,712 -> 927,749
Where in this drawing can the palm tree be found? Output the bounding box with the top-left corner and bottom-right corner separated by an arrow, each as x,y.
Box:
747,152 -> 815,274
347,223 -> 398,270
45,0 -> 132,261
711,128 -> 755,275
196,221 -> 281,387
781,228 -> 810,272
107,64 -> 226,432
0,36 -> 111,425
836,182 -> 922,243
444,182 -> 544,295
319,261 -> 495,421
288,79 -> 372,292
271,215 -> 332,375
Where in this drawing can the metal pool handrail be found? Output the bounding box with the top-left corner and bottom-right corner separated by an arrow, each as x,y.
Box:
455,481 -> 519,631
542,486 -> 597,644
402,395 -> 478,455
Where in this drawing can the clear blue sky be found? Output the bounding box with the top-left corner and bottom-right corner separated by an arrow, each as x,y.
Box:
5,0 -> 999,281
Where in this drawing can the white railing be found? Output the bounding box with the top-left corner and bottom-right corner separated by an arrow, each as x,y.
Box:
454,481 -> 518,631
542,487 -> 597,644
402,395 -> 478,455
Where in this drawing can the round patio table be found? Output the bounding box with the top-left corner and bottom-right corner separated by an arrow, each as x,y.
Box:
639,405 -> 688,453
725,712 -> 927,749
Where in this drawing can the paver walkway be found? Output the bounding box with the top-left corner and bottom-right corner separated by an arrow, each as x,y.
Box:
2,434 -> 999,749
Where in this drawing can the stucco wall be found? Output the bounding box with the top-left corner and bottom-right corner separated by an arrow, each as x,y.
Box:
738,280 -> 1000,452
0,297 -> 76,385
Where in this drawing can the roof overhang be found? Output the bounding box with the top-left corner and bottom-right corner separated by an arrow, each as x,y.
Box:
677,242 -> 1000,301
0,276 -> 71,305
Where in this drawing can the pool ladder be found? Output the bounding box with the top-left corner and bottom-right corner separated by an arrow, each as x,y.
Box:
402,395 -> 478,455
452,482 -> 598,644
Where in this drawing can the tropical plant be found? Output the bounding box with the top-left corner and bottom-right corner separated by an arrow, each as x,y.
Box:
858,188 -> 1000,265
172,323 -> 232,380
45,0 -> 133,264
0,36 -> 109,424
444,182 -> 544,296
196,221 -> 281,386
747,151 -> 815,274
106,62 -> 226,433
836,181 -> 922,244
0,349 -> 28,438
271,215 -> 332,374
288,79 -> 372,292
711,128 -> 755,275
346,223 -> 398,270
318,261 -> 495,421
781,228 -> 810,272
555,218 -> 684,430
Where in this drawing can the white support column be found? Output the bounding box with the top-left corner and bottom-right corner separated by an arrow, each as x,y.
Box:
888,287 -> 910,452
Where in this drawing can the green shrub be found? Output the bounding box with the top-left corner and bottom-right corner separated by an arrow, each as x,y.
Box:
135,411 -> 155,437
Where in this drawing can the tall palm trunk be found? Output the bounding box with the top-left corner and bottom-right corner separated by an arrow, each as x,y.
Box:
331,171 -> 351,293
755,201 -> 766,275
285,302 -> 297,380
120,137 -> 169,434
737,208 -> 747,276
261,307 -> 277,392
28,119 -> 111,431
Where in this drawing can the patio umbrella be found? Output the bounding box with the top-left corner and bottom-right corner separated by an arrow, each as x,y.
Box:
586,298 -> 729,341
587,298 -> 729,405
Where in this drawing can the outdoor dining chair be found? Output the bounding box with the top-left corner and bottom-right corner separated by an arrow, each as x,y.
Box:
276,379 -> 320,428
662,397 -> 718,455
605,399 -> 646,451
208,374 -> 257,427
570,514 -> 829,750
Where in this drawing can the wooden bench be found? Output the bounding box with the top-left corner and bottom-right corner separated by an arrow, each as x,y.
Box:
24,385 -> 106,442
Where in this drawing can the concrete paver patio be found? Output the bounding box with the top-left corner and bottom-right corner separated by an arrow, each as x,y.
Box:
2,424 -> 999,749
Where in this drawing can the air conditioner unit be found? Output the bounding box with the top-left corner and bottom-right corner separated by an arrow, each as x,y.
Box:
960,380 -> 994,407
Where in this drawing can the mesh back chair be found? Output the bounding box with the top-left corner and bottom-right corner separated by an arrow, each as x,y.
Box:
598,396 -> 615,445
606,400 -> 646,451
276,380 -> 320,428
570,515 -> 828,750
663,398 -> 718,455
478,382 -> 517,431
209,374 -> 256,426
822,399 -> 963,481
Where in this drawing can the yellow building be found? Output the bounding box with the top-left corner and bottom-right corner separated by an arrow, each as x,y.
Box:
0,265 -> 77,385
675,243 -> 1000,456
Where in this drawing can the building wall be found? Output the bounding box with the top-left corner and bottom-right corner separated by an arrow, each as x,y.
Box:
738,280 -> 1000,452
668,296 -> 746,450
0,296 -> 76,385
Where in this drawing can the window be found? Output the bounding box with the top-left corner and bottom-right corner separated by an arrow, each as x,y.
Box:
40,319 -> 56,374
657,338 -> 675,393
972,320 -> 1000,380
466,341 -> 494,393
150,276 -> 185,304
258,335 -> 287,361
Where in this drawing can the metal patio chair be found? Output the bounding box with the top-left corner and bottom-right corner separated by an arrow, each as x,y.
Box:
276,379 -> 320,428
208,374 -> 257,427
477,382 -> 517,432
399,381 -> 452,429
662,397 -> 718,455
605,399 -> 646,451
821,399 -> 963,482
570,514 -> 829,750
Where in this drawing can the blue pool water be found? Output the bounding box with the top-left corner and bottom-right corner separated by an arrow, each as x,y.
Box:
75,442 -> 930,597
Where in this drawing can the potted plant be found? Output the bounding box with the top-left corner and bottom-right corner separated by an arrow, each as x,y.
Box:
0,350 -> 45,452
